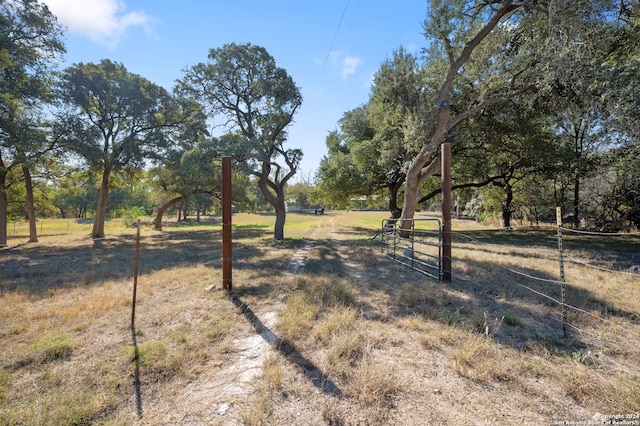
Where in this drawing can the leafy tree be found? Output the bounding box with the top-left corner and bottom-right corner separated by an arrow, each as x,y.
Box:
0,0 -> 65,245
368,48 -> 428,217
58,59 -> 192,238
150,135 -> 247,229
51,169 -> 99,218
317,114 -> 373,209
582,143 -> 640,229
395,0 -> 544,230
179,43 -> 303,240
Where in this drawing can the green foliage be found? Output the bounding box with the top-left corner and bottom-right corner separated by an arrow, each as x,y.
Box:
502,313 -> 521,327
58,59 -> 195,237
121,206 -> 146,227
179,43 -> 303,239
0,0 -> 66,245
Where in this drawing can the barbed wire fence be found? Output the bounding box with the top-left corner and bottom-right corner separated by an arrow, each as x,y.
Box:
447,217 -> 639,364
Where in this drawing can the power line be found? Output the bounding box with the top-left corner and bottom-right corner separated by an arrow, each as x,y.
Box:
323,0 -> 351,71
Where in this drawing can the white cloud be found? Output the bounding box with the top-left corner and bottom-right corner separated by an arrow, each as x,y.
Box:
40,0 -> 153,48
341,56 -> 362,80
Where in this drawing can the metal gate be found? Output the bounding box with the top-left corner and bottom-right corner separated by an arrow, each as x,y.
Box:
381,218 -> 442,281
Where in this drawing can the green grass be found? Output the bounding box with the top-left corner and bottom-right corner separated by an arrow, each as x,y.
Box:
26,331 -> 73,365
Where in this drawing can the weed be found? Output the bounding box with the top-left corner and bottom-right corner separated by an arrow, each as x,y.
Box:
321,398 -> 345,425
28,332 -> 73,365
0,323 -> 27,337
168,325 -> 190,344
570,350 -> 601,365
131,339 -> 181,381
240,392 -> 270,426
347,356 -> 399,422
502,312 -> 521,326
440,308 -> 461,326
261,354 -> 284,391
314,306 -> 358,343
326,327 -> 365,371
468,311 -> 504,336
205,317 -> 231,341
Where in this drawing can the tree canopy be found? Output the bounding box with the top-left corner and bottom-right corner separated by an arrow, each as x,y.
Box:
179,42 -> 303,240
58,59 -> 196,238
0,0 -> 65,245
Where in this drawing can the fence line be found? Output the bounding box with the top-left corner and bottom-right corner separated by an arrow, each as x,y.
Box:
450,229 -> 639,339
452,231 -> 559,261
565,255 -> 640,276
452,260 -> 633,335
559,226 -> 640,237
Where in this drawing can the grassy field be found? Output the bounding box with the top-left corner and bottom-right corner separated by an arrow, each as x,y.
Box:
1,211 -> 638,425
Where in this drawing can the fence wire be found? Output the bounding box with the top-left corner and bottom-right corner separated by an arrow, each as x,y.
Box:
449,229 -> 639,342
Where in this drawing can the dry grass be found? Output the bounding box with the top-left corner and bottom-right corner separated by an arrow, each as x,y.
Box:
1,212 -> 639,424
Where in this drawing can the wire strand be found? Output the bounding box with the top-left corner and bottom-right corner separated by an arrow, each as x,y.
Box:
323,0 -> 351,71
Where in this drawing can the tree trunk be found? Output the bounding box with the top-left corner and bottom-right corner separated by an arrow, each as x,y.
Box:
92,167 -> 111,238
257,173 -> 288,240
22,165 -> 38,242
0,166 -> 7,247
153,196 -> 185,230
274,203 -> 286,240
500,183 -> 513,229
388,181 -> 403,219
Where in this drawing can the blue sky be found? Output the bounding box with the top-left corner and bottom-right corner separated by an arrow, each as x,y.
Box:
40,0 -> 428,179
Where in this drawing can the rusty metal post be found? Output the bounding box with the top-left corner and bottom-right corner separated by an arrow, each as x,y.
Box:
222,157 -> 232,291
441,143 -> 452,283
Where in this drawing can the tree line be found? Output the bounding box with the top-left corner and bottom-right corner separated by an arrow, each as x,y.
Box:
2,1 -> 639,249
318,0 -> 639,231
1,0 -> 303,245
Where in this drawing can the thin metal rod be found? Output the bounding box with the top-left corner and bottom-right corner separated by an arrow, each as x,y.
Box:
222,157 -> 232,291
131,219 -> 140,329
556,207 -> 567,338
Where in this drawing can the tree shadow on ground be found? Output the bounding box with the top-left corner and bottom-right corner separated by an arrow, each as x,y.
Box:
0,227 -> 287,295
324,234 -> 639,359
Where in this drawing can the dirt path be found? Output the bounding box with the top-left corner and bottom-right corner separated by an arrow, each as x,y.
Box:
137,219 -> 338,425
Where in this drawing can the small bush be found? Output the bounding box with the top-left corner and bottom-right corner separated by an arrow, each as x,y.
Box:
121,206 -> 147,227
347,356 -> 399,421
326,327 -> 365,370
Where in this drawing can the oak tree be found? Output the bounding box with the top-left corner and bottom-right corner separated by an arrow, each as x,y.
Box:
179,43 -> 302,240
